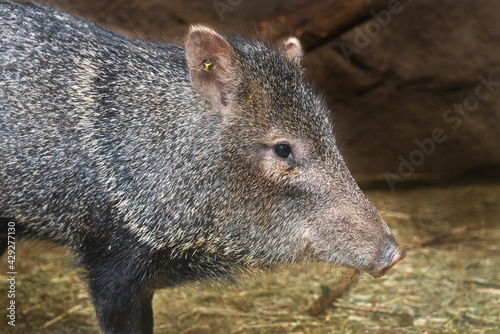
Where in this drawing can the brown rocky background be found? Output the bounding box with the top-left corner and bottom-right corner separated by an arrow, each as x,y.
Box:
35,0 -> 500,189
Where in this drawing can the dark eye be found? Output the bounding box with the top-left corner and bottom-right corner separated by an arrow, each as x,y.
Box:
273,143 -> 292,158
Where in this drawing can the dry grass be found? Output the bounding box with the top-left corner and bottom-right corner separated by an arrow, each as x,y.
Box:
1,181 -> 499,333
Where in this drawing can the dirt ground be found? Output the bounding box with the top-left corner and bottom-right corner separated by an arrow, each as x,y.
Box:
1,180 -> 499,333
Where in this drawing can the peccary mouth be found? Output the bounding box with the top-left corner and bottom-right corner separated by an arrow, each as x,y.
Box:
370,245 -> 407,278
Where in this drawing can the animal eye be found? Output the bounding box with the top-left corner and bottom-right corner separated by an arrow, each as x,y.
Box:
273,143 -> 292,158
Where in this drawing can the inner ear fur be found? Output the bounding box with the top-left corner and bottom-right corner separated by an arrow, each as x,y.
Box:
282,37 -> 303,62
185,25 -> 240,113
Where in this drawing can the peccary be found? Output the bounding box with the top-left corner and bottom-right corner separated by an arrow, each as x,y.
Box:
0,2 -> 407,333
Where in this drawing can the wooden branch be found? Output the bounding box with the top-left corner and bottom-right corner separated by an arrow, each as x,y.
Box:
308,268 -> 358,316
414,222 -> 484,247
252,0 -> 402,51
39,305 -> 83,329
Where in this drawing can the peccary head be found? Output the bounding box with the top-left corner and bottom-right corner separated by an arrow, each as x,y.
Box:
182,26 -> 406,279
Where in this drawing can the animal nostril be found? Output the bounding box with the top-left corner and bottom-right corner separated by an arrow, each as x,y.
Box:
372,244 -> 407,278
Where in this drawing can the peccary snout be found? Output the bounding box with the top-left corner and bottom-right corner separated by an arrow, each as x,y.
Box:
372,244 -> 407,278
289,159 -> 405,277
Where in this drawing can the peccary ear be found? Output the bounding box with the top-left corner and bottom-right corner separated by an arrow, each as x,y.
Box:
185,25 -> 238,113
282,37 -> 303,62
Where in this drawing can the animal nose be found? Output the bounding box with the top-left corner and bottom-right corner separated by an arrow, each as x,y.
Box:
371,245 -> 407,278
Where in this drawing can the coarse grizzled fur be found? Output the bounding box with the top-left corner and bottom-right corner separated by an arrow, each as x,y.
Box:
0,2 -> 406,333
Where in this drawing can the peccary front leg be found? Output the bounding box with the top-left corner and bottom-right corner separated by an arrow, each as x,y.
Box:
83,256 -> 155,334
139,290 -> 155,334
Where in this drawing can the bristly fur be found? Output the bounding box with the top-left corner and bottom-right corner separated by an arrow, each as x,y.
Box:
0,2 -> 401,333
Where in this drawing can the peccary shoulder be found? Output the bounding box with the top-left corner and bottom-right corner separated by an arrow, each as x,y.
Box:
0,2 -> 406,333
